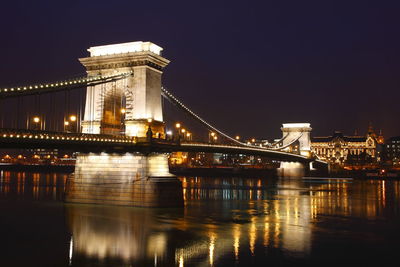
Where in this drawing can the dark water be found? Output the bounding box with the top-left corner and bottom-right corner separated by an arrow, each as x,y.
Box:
0,171 -> 399,267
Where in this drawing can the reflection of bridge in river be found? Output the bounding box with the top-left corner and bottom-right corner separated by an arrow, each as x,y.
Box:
64,177 -> 395,266
0,172 -> 398,265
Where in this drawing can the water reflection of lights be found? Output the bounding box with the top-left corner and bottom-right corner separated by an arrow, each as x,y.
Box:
263,222 -> 269,247
69,237 -> 73,266
233,224 -> 241,260
66,204 -> 171,265
179,254 -> 184,267
2,173 -> 400,265
249,217 -> 257,255
209,233 -> 216,265
0,172 -> 67,200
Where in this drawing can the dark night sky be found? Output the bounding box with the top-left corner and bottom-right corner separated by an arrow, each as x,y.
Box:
0,0 -> 399,139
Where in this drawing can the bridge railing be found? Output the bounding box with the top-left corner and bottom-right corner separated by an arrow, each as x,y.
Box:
0,128 -> 136,144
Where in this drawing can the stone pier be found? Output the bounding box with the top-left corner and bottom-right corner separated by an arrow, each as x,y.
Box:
277,162 -> 306,177
65,153 -> 183,207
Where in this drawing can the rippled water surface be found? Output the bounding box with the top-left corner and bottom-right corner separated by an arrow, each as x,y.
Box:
0,171 -> 399,266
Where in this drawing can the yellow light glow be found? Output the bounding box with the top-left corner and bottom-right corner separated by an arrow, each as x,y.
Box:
181,129 -> 186,133
251,138 -> 255,142
175,123 -> 181,128
235,135 -> 240,140
210,132 -> 215,137
70,115 -> 77,122
64,121 -> 70,126
120,108 -> 126,114
147,118 -> 153,123
33,117 -> 40,123
209,233 -> 216,266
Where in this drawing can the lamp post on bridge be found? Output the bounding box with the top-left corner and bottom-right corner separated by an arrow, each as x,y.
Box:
120,108 -> 126,135
209,132 -> 217,143
175,122 -> 181,142
70,115 -> 77,132
64,115 -> 78,132
32,116 -> 41,131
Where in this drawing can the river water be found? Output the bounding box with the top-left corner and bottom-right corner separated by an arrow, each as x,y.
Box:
0,171 -> 399,267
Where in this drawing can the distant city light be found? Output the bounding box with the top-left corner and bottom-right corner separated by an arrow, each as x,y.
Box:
33,117 -> 40,123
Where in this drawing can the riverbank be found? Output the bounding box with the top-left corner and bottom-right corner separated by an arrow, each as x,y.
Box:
170,167 -> 277,177
0,164 -> 399,179
0,164 -> 74,173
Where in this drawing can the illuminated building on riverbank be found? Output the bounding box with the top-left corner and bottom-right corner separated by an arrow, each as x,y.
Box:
385,136 -> 400,166
311,131 -> 378,164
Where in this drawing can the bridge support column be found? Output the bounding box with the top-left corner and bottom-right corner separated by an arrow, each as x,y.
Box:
277,162 -> 306,177
65,152 -> 183,207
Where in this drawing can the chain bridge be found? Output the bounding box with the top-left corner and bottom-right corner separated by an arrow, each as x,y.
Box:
0,41 -> 327,207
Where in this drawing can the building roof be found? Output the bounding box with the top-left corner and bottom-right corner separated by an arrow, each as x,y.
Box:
388,136 -> 400,142
311,131 -> 367,143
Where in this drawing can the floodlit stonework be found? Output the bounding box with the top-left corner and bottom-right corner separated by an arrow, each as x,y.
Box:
65,153 -> 182,207
281,123 -> 312,157
66,41 -> 182,208
311,131 -> 377,164
80,41 -> 170,137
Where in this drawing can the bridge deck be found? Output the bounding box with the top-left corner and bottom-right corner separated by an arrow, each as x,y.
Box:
0,129 -> 326,164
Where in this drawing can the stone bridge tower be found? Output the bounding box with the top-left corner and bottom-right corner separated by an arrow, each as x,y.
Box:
79,41 -> 169,137
65,42 -> 182,208
281,123 -> 312,157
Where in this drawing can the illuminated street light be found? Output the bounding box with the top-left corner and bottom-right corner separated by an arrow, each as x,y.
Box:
235,135 -> 240,140
64,121 -> 70,126
251,138 -> 255,143
213,136 -> 218,140
33,117 -> 40,123
120,108 -> 126,114
181,128 -> 186,133
166,130 -> 172,135
175,122 -> 181,128
210,132 -> 215,137
69,115 -> 77,122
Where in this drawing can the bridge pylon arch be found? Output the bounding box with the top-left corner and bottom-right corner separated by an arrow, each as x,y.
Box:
281,123 -> 312,157
79,41 -> 169,137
